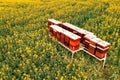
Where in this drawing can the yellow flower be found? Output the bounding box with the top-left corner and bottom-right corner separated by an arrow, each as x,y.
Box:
115,32 -> 118,36
16,39 -> 23,44
19,49 -> 22,53
7,51 -> 11,55
33,54 -> 38,59
72,76 -> 77,80
118,38 -> 120,43
26,59 -> 30,64
0,78 -> 3,80
17,69 -> 21,73
34,68 -> 38,71
21,54 -> 25,58
26,47 -> 31,53
83,76 -> 87,80
60,76 -> 64,80
12,76 -> 16,80
66,64 -> 70,69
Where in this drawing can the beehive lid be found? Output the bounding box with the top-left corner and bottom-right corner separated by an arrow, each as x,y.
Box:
77,29 -> 86,34
63,23 -> 88,34
62,23 -> 78,30
90,37 -> 102,43
62,29 -> 81,40
97,41 -> 110,47
50,25 -> 63,32
84,34 -> 96,39
48,19 -> 62,24
84,30 -> 94,35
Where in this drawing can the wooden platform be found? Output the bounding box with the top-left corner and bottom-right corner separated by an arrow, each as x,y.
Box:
58,41 -> 106,68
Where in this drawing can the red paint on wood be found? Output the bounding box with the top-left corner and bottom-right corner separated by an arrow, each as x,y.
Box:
61,33 -> 65,44
95,47 -> 109,58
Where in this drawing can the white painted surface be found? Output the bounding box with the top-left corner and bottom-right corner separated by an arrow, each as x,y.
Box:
63,22 -> 94,35
48,19 -> 62,24
90,37 -> 102,43
50,25 -> 63,32
97,41 -> 110,47
84,34 -> 96,40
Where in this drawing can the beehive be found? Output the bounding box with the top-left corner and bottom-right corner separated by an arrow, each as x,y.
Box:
48,19 -> 62,29
88,44 -> 96,55
50,25 -> 62,38
48,19 -> 111,60
97,41 -> 110,49
95,41 -> 110,58
83,34 -> 96,49
88,38 -> 102,55
50,24 -> 81,51
62,29 -> 81,51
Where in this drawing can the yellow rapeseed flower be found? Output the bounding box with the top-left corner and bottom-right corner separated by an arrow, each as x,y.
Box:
26,47 -> 31,53
66,64 -> 70,69
0,78 -> 3,80
33,54 -> 38,59
72,76 -> 77,80
60,76 -> 64,80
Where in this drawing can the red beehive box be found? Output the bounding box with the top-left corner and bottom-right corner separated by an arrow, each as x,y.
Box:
84,40 -> 90,49
49,25 -> 54,36
50,25 -> 62,39
95,41 -> 110,58
62,29 -> 81,51
70,39 -> 80,50
88,38 -> 102,55
57,32 -> 61,41
48,19 -> 62,29
95,47 -> 109,58
88,44 -> 96,55
83,34 -> 96,49
61,33 -> 65,44
64,35 -> 70,47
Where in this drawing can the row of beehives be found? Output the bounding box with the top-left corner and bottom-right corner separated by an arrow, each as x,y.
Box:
48,19 -> 110,59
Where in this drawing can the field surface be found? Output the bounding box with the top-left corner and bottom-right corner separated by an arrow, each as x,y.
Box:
0,0 -> 120,80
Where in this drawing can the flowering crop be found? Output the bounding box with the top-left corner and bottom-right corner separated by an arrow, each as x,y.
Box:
0,0 -> 119,80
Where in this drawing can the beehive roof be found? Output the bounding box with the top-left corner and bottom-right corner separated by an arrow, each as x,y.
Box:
90,37 -> 102,43
84,34 -> 96,39
63,22 -> 94,35
48,19 -> 62,24
50,25 -> 63,32
97,41 -> 110,47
